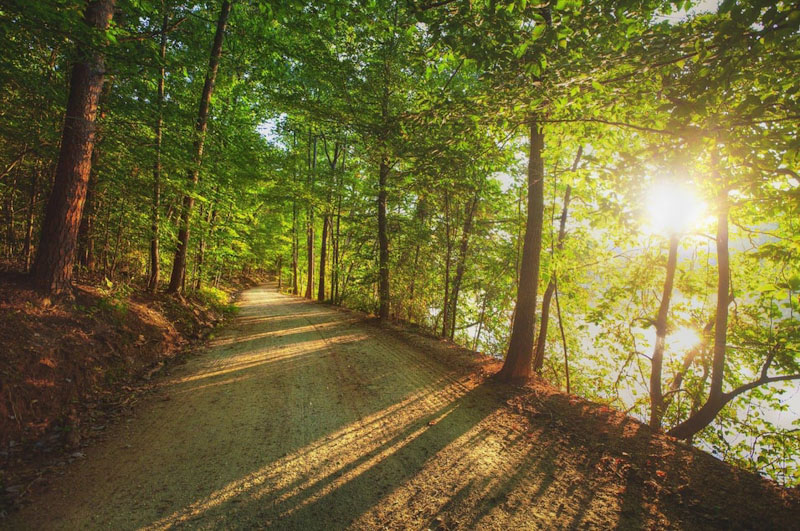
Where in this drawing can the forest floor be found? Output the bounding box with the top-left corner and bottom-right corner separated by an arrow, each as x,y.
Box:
5,284 -> 800,529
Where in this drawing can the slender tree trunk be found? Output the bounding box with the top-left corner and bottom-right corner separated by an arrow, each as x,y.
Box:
304,133 -> 316,299
147,7 -> 168,292
332,154 -> 343,304
533,185 -> 572,372
318,214 -> 328,300
473,291 -> 488,351
554,283 -> 570,394
408,243 -> 420,321
668,179 -> 731,440
30,0 -> 114,293
291,204 -> 298,294
304,218 -> 314,299
4,174 -> 16,258
441,190 -> 452,337
649,233 -> 680,429
23,169 -> 39,271
499,117 -> 546,382
276,255 -> 282,290
167,0 -> 231,293
447,191 -> 479,340
377,158 -> 390,320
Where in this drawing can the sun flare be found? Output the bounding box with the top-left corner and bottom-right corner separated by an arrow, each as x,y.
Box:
644,181 -> 707,236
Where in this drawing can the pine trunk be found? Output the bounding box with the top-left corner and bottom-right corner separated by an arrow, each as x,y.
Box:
32,0 -> 115,294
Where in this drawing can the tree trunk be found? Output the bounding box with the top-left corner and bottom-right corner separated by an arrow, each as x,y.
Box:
4,174 -> 16,258
649,234 -> 679,429
23,169 -> 39,272
668,152 -> 730,440
31,0 -> 114,293
147,8 -> 168,293
377,158 -> 390,320
276,255 -> 282,290
441,190 -> 452,337
292,199 -> 299,295
533,185 -> 572,372
447,191 -> 479,340
499,118 -> 546,382
304,218 -> 314,299
318,214 -> 328,300
167,0 -> 231,293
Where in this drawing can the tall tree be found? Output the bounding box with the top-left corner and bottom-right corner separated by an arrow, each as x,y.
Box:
147,3 -> 168,293
499,118 -> 546,381
167,0 -> 231,293
31,0 -> 115,293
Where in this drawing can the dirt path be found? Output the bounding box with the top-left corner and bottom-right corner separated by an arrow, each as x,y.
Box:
8,285 -> 799,530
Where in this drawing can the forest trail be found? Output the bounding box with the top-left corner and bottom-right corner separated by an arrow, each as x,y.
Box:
7,284 -> 799,530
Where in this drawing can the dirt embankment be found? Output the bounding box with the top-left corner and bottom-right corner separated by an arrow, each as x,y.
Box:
6,284 -> 799,530
0,272 -> 236,514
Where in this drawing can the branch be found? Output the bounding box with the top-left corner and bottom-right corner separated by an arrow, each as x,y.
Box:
541,117 -> 674,136
724,373 -> 800,402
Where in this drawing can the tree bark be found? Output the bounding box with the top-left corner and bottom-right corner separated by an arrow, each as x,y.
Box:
499,117 -> 546,382
649,233 -> 679,429
147,7 -> 168,293
167,0 -> 231,293
32,0 -> 115,294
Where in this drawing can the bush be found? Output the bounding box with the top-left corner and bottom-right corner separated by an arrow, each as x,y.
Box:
196,286 -> 235,314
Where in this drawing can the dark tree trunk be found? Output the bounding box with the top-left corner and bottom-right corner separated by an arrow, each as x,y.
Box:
167,0 -> 231,293
276,255 -> 282,290
4,174 -> 16,258
377,158 -> 390,320
23,169 -> 39,271
649,234 -> 679,429
499,118 -> 546,382
32,0 -> 115,294
668,181 -> 731,440
147,8 -> 168,293
318,214 -> 328,300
